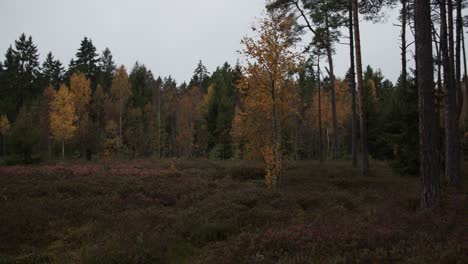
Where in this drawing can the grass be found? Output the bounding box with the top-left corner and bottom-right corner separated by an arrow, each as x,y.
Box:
0,159 -> 466,263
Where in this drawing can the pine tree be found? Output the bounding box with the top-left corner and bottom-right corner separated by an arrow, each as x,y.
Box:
69,37 -> 100,89
189,60 -> 210,92
98,47 -> 116,91
42,52 -> 64,90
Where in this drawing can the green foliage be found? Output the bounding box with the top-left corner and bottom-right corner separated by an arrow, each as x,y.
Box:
8,104 -> 40,163
199,63 -> 237,159
42,52 -> 64,90
68,37 -> 100,89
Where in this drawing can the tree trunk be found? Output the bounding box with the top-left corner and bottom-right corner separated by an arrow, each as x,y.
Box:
325,13 -> 339,158
415,0 -> 441,209
62,140 -> 65,160
401,0 -> 408,88
317,56 -> 323,163
444,0 -> 461,186
2,136 -> 5,158
119,110 -> 122,158
456,0 -> 463,117
48,136 -> 51,160
462,18 -> 468,119
352,0 -> 370,176
348,1 -> 358,168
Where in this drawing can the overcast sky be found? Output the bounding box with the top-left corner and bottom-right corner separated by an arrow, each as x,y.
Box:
1,0 -> 412,84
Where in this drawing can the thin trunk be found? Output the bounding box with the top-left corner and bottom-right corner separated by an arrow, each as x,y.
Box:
317,56 -> 323,163
119,110 -> 122,158
3,136 -> 6,159
325,14 -> 339,158
352,0 -> 370,176
415,0 -> 440,209
62,140 -> 65,160
401,0 -> 408,87
48,136 -> 51,160
456,0 -> 463,117
349,1 -> 358,168
462,20 -> 468,118
271,79 -> 280,191
445,0 -> 461,186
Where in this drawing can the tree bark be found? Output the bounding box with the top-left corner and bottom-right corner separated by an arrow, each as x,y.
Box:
444,0 -> 461,186
401,0 -> 408,88
325,13 -> 339,158
348,1 -> 358,168
3,136 -> 6,159
456,0 -> 463,117
317,56 -> 323,163
415,0 -> 441,209
352,0 -> 370,176
462,18 -> 468,118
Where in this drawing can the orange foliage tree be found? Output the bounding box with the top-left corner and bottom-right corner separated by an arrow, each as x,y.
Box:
176,86 -> 203,157
235,13 -> 300,190
49,84 -> 77,159
69,72 -> 91,157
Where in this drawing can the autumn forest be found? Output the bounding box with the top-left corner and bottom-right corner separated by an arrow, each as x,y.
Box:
0,0 -> 467,262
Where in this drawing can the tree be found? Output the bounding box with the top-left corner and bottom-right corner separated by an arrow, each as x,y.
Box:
69,72 -> 92,158
9,105 -> 40,163
91,84 -> 107,153
129,62 -> 154,108
109,65 -> 132,155
0,114 -> 10,158
238,13 -> 300,190
352,0 -> 370,176
39,86 -> 56,160
42,52 -> 64,90
1,34 -> 41,116
0,47 -> 20,118
414,0 -> 440,208
189,60 -> 210,92
50,85 -> 77,159
347,0 -> 358,167
198,63 -> 236,159
176,86 -> 203,157
69,37 -> 100,89
98,47 -> 116,91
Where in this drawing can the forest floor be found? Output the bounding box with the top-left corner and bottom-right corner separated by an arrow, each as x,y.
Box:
0,159 -> 467,263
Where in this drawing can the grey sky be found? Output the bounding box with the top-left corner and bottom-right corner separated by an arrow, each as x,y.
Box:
1,0 -> 411,84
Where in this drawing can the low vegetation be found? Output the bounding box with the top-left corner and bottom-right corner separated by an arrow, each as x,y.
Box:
0,160 -> 466,263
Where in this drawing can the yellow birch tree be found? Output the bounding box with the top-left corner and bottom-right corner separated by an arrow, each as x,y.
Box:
50,84 -> 77,159
236,13 -> 300,190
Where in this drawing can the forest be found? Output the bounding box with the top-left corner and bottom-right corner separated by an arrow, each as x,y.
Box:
0,0 -> 467,263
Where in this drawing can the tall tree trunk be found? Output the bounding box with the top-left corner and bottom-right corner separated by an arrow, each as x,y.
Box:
62,140 -> 65,160
325,13 -> 339,158
456,0 -> 463,117
119,110 -> 122,158
348,1 -> 358,168
462,19 -> 468,118
48,136 -> 51,160
415,0 -> 441,209
352,0 -> 370,176
317,56 -> 323,163
445,0 -> 461,186
3,136 -> 6,159
401,0 -> 408,88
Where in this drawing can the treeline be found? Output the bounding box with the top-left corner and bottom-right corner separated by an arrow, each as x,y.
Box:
0,32 -> 420,171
